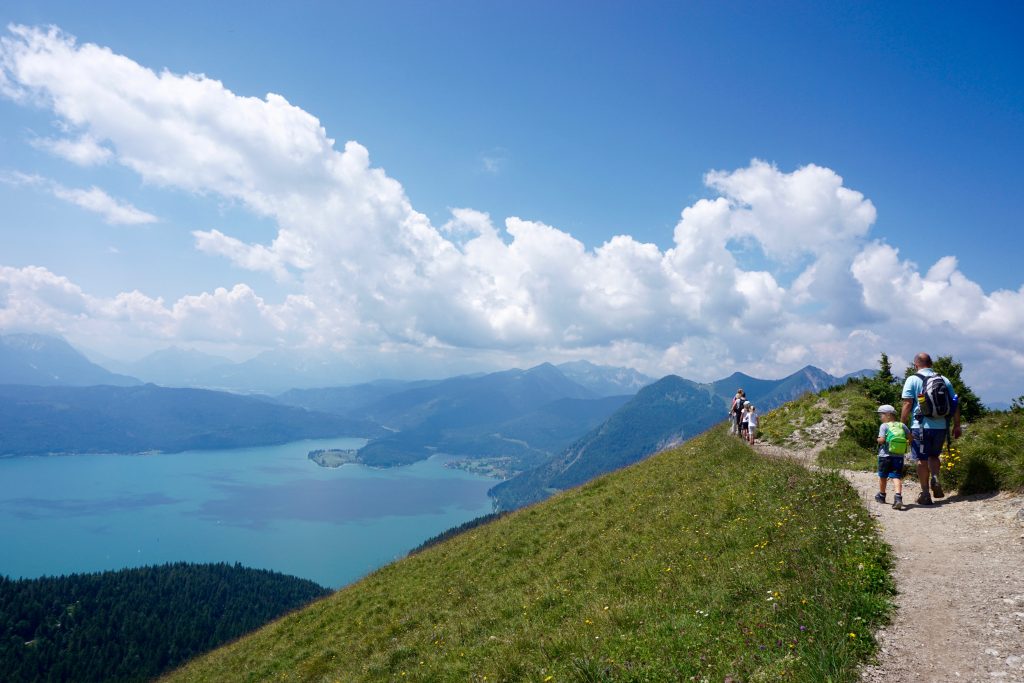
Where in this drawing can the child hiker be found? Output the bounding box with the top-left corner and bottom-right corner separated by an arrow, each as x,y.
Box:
876,404 -> 909,510
746,404 -> 758,445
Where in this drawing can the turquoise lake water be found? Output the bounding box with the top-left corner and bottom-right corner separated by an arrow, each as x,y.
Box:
0,438 -> 496,588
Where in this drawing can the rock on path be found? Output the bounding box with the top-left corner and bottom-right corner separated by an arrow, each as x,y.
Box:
752,402 -> 1024,683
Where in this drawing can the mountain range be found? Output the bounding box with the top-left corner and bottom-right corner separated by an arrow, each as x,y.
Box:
490,364 -> 862,510
0,333 -> 868,497
0,334 -> 139,387
0,384 -> 382,456
341,363 -> 633,468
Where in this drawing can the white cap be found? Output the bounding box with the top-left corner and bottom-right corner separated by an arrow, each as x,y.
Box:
876,404 -> 896,414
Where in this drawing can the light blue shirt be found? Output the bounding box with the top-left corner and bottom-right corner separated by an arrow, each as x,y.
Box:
901,368 -> 956,430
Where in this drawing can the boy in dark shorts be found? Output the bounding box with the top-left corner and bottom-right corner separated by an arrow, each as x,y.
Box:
875,404 -> 908,510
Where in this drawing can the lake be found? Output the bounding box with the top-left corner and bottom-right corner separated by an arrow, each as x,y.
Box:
0,438 -> 496,588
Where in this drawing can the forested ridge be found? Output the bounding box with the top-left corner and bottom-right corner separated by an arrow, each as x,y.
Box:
0,562 -> 329,682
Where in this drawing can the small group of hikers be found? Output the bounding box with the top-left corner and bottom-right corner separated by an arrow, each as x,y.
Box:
875,352 -> 962,510
729,389 -> 758,445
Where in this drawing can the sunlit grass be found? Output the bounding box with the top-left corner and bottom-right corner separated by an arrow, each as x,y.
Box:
165,426 -> 892,682
758,392 -> 824,445
940,410 -> 1024,493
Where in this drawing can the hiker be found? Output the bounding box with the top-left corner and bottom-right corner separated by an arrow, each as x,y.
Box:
900,353 -> 962,505
731,389 -> 746,436
746,404 -> 758,445
875,404 -> 908,510
740,403 -> 751,440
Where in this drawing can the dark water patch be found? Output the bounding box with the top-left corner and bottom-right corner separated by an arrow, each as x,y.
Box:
196,476 -> 492,530
1,492 -> 180,519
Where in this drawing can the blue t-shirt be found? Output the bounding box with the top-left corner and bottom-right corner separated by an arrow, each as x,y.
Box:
901,369 -> 957,430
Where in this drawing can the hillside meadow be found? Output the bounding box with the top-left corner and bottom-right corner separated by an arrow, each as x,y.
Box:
165,426 -> 892,682
761,382 -> 1024,494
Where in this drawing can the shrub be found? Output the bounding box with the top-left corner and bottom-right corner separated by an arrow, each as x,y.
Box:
940,411 -> 1024,494
819,393 -> 877,471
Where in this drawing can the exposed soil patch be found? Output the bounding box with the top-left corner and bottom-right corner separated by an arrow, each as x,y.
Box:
752,402 -> 1024,682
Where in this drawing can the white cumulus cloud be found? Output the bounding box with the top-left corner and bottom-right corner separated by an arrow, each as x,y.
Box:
31,133 -> 112,165
50,184 -> 157,225
0,170 -> 156,225
1,24 -> 1022,399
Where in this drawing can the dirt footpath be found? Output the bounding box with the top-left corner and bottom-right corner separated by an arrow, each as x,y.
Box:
753,415 -> 1024,683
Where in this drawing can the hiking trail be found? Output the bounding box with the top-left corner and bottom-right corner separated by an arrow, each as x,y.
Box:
752,401 -> 1024,682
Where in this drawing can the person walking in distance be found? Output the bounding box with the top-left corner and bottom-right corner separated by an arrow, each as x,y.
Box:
900,353 -> 961,505
746,405 -> 759,445
731,389 -> 746,437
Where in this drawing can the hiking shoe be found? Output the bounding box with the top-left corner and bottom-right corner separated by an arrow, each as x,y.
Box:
874,492 -> 886,504
892,494 -> 904,510
930,476 -> 945,499
916,492 -> 933,506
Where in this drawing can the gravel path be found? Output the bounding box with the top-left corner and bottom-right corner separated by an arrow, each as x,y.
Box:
752,404 -> 1024,682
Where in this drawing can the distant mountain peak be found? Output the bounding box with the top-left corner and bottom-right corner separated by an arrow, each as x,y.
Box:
0,333 -> 140,387
1,331 -> 67,349
556,360 -> 655,397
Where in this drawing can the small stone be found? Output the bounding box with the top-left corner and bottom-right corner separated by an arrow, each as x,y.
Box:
986,648 -> 1001,657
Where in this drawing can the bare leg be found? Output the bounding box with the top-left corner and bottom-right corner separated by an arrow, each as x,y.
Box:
917,461 -> 931,499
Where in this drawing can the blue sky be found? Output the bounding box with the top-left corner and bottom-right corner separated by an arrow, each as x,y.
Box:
1,1 -> 1022,400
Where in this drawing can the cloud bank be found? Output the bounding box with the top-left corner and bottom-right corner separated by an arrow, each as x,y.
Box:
2,25 -> 1022,398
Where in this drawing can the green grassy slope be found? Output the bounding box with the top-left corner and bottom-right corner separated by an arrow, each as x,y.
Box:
165,426 -> 892,683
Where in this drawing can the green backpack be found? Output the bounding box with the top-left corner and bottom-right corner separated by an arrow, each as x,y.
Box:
885,422 -> 909,455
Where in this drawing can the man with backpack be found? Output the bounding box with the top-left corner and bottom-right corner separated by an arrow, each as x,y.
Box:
731,390 -> 746,437
900,353 -> 962,505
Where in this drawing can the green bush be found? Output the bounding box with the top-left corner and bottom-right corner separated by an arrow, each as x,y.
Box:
819,393 -> 878,471
940,411 -> 1024,494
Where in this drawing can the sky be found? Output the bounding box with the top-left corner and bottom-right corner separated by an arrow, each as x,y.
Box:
1,1 -> 1022,401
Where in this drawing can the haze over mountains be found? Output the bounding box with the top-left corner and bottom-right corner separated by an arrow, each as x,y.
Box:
0,333 -> 866,508
323,363 -> 636,469
0,334 -> 139,387
0,384 -> 383,456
